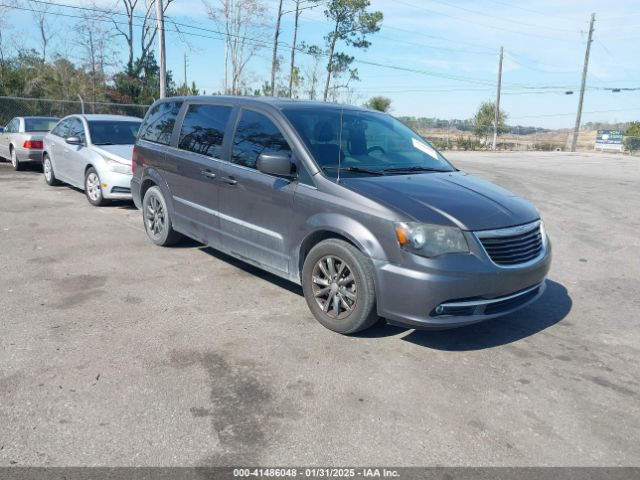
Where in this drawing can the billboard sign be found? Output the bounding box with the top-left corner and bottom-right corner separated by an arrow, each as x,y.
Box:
595,130 -> 624,151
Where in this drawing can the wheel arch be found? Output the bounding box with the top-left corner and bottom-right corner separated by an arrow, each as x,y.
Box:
296,215 -> 388,283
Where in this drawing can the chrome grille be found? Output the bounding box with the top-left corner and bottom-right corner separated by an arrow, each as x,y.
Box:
476,221 -> 543,266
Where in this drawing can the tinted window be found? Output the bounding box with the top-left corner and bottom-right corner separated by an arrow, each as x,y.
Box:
51,119 -> 72,138
231,110 -> 291,170
139,101 -> 182,145
89,121 -> 141,145
69,118 -> 86,143
178,104 -> 232,158
25,118 -> 58,132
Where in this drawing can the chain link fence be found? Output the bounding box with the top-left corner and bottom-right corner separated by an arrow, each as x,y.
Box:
0,96 -> 149,125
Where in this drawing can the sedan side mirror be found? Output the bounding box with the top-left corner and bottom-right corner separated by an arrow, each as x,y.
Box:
0,127 -> 4,133
66,136 -> 83,145
256,152 -> 296,178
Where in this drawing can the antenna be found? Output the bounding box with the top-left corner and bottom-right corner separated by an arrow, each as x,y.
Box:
337,107 -> 344,183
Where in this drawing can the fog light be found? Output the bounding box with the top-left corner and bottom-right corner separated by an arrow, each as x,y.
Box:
435,305 -> 445,315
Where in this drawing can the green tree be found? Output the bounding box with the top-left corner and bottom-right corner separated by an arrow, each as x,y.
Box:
322,0 -> 383,101
364,96 -> 391,112
472,101 -> 507,145
624,122 -> 640,154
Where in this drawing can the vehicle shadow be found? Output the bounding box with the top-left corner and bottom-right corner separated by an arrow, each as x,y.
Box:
199,246 -> 304,296
395,279 -> 572,350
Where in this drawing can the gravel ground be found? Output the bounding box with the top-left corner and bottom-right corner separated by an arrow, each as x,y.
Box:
0,151 -> 639,466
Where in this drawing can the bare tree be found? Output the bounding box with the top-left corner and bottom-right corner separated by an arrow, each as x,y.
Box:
270,0 -> 283,96
203,0 -> 267,95
112,0 -> 174,75
288,0 -> 321,98
26,0 -> 55,62
301,44 -> 324,100
75,2 -> 118,106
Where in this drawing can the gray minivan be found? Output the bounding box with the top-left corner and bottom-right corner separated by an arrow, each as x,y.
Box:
131,96 -> 551,334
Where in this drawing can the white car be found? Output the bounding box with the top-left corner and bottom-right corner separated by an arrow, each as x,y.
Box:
43,114 -> 142,206
0,116 -> 59,170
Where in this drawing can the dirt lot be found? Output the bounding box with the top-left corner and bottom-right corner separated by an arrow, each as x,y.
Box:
1,151 -> 639,466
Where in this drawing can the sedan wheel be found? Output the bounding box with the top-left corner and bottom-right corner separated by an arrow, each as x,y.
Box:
43,155 -> 59,186
84,167 -> 106,206
10,148 -> 22,171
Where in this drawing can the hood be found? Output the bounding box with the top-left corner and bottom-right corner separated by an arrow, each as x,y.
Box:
340,171 -> 539,231
92,144 -> 134,164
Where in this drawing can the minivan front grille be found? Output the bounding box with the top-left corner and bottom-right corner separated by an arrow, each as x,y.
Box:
476,221 -> 543,266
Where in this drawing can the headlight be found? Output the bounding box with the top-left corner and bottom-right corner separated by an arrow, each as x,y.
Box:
394,222 -> 469,258
105,158 -> 131,174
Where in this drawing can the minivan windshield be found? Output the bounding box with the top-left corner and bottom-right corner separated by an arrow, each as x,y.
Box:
89,120 -> 142,145
283,107 -> 455,178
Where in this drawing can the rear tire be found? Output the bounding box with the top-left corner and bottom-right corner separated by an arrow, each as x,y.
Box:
10,147 -> 23,171
302,239 -> 379,334
43,154 -> 60,186
85,167 -> 107,206
142,186 -> 182,246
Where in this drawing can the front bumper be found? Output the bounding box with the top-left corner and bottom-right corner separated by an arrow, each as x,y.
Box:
99,170 -> 133,200
373,242 -> 551,329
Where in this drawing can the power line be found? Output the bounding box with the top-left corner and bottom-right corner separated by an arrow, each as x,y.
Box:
1,0 -> 501,87
393,0 -> 583,43
428,0 -> 579,33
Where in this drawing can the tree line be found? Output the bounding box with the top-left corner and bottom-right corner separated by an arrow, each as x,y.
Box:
0,0 -> 384,106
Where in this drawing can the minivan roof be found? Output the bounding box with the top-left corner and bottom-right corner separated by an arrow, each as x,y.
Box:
154,95 -> 369,112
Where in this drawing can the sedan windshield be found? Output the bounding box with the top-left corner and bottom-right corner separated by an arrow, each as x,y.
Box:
89,121 -> 141,145
25,118 -> 59,132
283,107 -> 454,178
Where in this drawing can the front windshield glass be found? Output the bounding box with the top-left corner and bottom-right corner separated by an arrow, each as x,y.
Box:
25,118 -> 59,132
283,107 -> 454,178
88,121 -> 141,145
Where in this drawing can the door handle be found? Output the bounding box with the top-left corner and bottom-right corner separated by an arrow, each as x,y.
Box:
201,169 -> 217,179
221,176 -> 237,185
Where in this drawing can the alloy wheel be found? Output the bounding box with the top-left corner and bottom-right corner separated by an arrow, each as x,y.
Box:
145,194 -> 165,237
44,158 -> 52,182
311,255 -> 357,319
10,149 -> 17,168
86,172 -> 101,201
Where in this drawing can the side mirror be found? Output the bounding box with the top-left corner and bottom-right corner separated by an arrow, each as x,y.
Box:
0,127 -> 4,134
256,152 -> 296,178
66,136 -> 83,145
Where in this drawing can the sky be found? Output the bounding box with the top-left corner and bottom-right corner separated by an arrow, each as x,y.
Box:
2,0 -> 639,128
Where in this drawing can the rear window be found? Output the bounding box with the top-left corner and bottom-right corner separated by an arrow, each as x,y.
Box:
178,104 -> 232,159
25,118 -> 58,132
139,101 -> 182,145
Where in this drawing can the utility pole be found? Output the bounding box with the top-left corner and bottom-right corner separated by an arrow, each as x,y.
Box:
156,0 -> 166,99
183,53 -> 188,91
492,46 -> 503,150
270,0 -> 284,96
571,13 -> 595,152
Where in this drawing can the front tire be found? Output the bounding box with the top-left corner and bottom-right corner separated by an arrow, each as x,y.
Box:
142,186 -> 182,246
302,239 -> 379,334
43,154 -> 60,185
85,167 -> 106,206
10,147 -> 23,171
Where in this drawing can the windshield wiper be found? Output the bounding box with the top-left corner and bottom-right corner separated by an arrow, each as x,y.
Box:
93,142 -> 115,145
322,166 -> 386,176
382,166 -> 449,173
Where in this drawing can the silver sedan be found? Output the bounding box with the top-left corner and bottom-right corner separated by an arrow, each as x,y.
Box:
43,114 -> 142,206
0,116 -> 59,170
